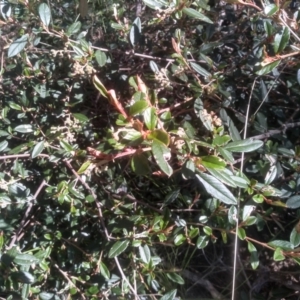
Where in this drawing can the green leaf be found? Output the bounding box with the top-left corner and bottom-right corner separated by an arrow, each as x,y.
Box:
130,100 -> 149,116
196,235 -> 208,249
256,60 -> 281,76
290,227 -> 300,248
93,76 -> 108,98
152,140 -> 173,176
150,60 -> 160,73
77,161 -> 91,175
122,129 -> 142,141
189,227 -> 199,239
217,147 -> 234,163
194,98 -> 213,131
8,102 -> 22,110
264,165 -> 277,185
131,153 -> 150,175
201,155 -> 226,170
148,129 -> 170,146
174,234 -> 186,245
95,50 -> 107,67
207,168 -> 237,188
72,45 -> 85,57
166,273 -> 185,285
163,189 -> 180,207
237,228 -> 246,240
99,262 -> 110,280
190,61 -> 211,77
260,79 -> 269,103
14,124 -> 33,133
247,241 -> 259,269
182,7 -> 213,24
273,247 -> 285,261
268,240 -> 294,251
228,206 -> 237,225
108,240 -> 130,258
144,107 -> 157,130
130,22 -> 141,46
13,253 -> 40,266
286,195 -> 300,209
142,0 -> 164,9
229,119 -> 241,141
11,271 -> 35,284
39,292 -> 56,300
252,194 -> 264,203
139,245 -> 151,264
264,3 -> 279,16
8,34 -> 28,58
196,173 -> 237,205
60,140 -> 73,152
224,139 -> 263,152
213,135 -> 231,146
244,216 -> 257,226
203,226 -> 212,235
38,3 -> 51,27
274,26 -> 290,54
242,205 -> 255,222
160,289 -> 177,300
31,140 -> 45,158
73,113 -> 89,122
66,21 -> 81,36
0,140 -> 8,152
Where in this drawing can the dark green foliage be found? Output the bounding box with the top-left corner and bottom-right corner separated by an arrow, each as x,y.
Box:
1,0 -> 300,299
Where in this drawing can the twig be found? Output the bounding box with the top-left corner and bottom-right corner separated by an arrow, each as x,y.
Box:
63,159 -> 111,241
53,264 -> 86,300
250,121 -> 300,140
114,256 -> 140,300
0,153 -> 49,160
232,78 -> 257,300
181,269 -> 222,299
7,180 -> 47,249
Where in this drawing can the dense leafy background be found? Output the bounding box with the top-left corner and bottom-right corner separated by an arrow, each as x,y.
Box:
1,0 -> 300,299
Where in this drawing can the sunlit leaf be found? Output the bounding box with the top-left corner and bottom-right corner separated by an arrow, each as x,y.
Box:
273,247 -> 285,261
148,129 -> 170,146
93,75 -> 108,98
39,3 -> 51,27
95,50 -> 107,67
286,195 -> 300,209
256,60 -> 281,75
190,61 -> 211,77
8,34 -> 28,58
73,113 -> 89,122
14,124 -> 33,133
0,141 -> 8,152
201,156 -> 226,170
196,173 -> 237,204
182,7 -> 213,24
31,140 -> 45,158
108,240 -> 130,258
66,21 -> 81,36
268,240 -> 294,250
152,140 -> 172,176
139,245 -> 151,264
224,139 -> 263,152
160,289 -> 177,300
144,107 -> 157,130
130,100 -> 148,115
264,3 -> 279,16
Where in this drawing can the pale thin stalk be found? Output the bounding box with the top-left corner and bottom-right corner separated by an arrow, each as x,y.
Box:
231,78 -> 257,300
253,62 -> 287,118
